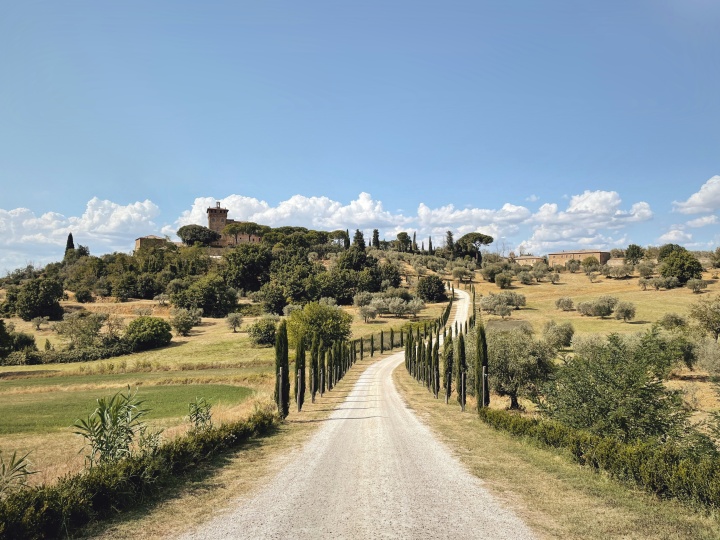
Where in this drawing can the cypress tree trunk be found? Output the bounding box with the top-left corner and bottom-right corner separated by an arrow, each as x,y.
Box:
360,338 -> 364,360
433,337 -> 440,398
380,330 -> 384,353
327,346 -> 333,390
390,328 -> 394,350
310,335 -> 318,403
275,320 -> 290,419
370,334 -> 375,357
295,335 -> 306,412
478,324 -> 490,408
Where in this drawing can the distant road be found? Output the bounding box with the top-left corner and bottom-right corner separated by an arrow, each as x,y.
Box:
181,289 -> 535,539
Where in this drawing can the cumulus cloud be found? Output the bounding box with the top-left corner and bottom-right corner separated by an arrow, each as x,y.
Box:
517,190 -> 651,254
525,194 -> 539,202
686,215 -> 718,228
673,175 -> 720,214
658,228 -> 692,243
0,198 -> 161,273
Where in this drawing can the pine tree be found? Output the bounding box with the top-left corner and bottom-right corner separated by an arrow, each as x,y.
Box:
275,320 -> 290,418
295,335 -> 306,412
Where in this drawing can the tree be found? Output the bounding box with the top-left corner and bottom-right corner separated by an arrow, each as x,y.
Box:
625,244 -> 645,265
444,231 -> 455,259
456,232 -> 493,263
295,334 -> 306,412
687,278 -> 707,294
352,229 -> 366,250
359,304 -> 378,323
171,274 -> 237,318
125,316 -> 172,351
689,295 -> 720,340
660,250 -> 703,284
372,229 -> 380,249
65,233 -> 75,254
565,259 -> 580,273
396,232 -> 411,252
488,328 -> 554,410
287,302 -> 352,347
54,312 -> 107,348
428,237 -> 433,255
538,333 -> 690,443
443,340 -> 454,404
542,320 -> 574,351
614,301 -> 636,322
475,323 -> 489,409
223,221 -> 260,245
581,256 -> 600,272
248,317 -> 277,345
456,333 -> 467,410
222,244 -> 273,292
176,225 -> 221,246
657,243 -> 686,262
15,278 -> 64,321
416,275 -> 447,302
275,320 -> 290,419
170,308 -> 203,336
226,312 -> 243,332
555,297 -> 574,311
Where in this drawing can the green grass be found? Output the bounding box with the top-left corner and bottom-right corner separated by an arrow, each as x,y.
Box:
0,384 -> 253,435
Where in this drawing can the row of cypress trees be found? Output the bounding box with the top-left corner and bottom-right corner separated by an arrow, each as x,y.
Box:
405,286 -> 490,412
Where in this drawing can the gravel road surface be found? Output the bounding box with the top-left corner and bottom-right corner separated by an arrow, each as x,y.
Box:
181,290 -> 535,539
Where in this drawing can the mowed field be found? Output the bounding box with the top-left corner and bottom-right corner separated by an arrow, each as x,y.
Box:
0,297 -> 445,486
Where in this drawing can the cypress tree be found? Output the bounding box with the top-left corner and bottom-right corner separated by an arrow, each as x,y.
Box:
390,328 -> 394,350
319,342 -> 326,395
380,330 -> 384,353
426,333 -> 433,390
344,229 -> 351,249
433,336 -> 440,398
295,334 -> 306,412
310,335 -> 318,403
476,323 -> 489,409
370,334 -> 375,357
327,345 -> 333,390
65,233 -> 75,254
372,228 -> 380,249
456,333 -> 466,411
428,236 -> 433,255
275,320 -> 290,419
443,340 -> 453,404
400,330 -> 404,347
360,337 -> 364,360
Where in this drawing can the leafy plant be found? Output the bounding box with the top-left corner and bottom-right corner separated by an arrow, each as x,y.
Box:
73,387 -> 151,467
188,397 -> 213,432
0,451 -> 35,497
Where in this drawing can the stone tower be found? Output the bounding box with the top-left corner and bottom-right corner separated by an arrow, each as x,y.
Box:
207,202 -> 229,234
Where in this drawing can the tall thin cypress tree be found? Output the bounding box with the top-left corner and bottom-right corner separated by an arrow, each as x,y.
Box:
310,335 -> 318,403
443,340 -> 453,404
370,334 -> 375,357
65,233 -> 75,254
360,337 -> 364,360
433,336 -> 440,398
372,228 -> 380,248
426,333 -> 433,390
275,320 -> 290,418
319,342 -> 326,395
428,236 -> 433,255
390,328 -> 394,350
456,333 -> 466,410
327,345 -> 333,390
380,330 -> 384,353
476,323 -> 489,409
295,335 -> 306,412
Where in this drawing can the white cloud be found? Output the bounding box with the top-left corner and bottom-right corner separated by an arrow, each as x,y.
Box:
658,228 -> 692,243
673,175 -> 720,214
686,215 -> 718,228
517,190 -> 651,253
0,198 -> 161,273
525,194 -> 539,202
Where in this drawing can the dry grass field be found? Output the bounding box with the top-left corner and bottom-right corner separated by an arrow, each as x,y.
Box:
0,297 -> 442,486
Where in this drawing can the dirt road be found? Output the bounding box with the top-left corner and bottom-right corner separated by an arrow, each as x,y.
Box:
181,290 -> 535,539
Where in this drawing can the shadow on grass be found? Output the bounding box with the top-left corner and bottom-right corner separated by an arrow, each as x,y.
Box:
78,426 -> 278,538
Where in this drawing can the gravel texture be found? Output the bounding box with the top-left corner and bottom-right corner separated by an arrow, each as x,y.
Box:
180,290 -> 536,539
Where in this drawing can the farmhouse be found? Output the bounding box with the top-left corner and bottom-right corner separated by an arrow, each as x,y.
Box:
513,255 -> 546,266
548,249 -> 611,267
134,235 -> 171,252
207,202 -> 262,247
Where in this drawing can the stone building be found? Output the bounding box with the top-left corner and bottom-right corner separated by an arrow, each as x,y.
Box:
547,249 -> 611,268
206,202 -> 262,247
513,255 -> 546,266
134,235 -> 171,252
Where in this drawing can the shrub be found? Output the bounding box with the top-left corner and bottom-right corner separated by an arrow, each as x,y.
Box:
495,273 -> 513,289
543,321 -> 574,350
555,297 -> 574,311
124,317 -> 172,351
75,289 -> 94,303
517,271 -> 533,285
225,312 -> 243,333
248,317 -> 277,346
614,301 -> 636,322
658,312 -> 686,330
416,275 -> 447,302
188,397 -> 213,433
687,279 -> 707,294
169,308 -> 203,337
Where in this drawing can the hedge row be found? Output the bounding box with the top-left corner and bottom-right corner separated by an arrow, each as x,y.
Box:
0,407 -> 278,540
477,408 -> 720,509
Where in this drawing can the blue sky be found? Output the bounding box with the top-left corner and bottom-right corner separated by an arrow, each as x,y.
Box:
1,1 -> 719,273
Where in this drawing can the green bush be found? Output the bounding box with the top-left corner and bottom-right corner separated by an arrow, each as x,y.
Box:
124,317 -> 172,351
0,407 -> 277,540
416,275 -> 447,302
478,407 -> 720,509
75,289 -> 94,303
248,317 -> 277,346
